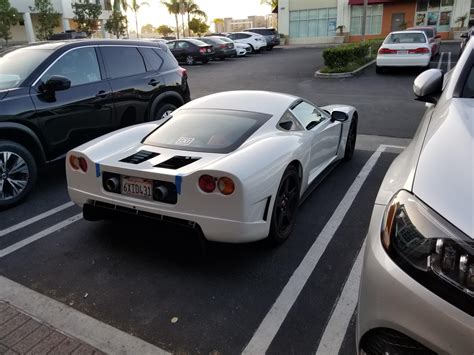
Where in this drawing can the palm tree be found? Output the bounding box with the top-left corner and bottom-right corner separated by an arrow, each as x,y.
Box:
113,0 -> 129,37
128,0 -> 149,38
184,0 -> 207,37
162,0 -> 180,39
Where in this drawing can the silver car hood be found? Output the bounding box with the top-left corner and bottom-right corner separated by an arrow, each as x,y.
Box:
413,98 -> 474,238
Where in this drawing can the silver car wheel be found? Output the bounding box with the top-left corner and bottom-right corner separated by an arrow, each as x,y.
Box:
185,55 -> 195,65
161,110 -> 173,120
0,151 -> 29,201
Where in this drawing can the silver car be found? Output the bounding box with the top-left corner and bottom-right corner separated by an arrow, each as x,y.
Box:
357,40 -> 474,353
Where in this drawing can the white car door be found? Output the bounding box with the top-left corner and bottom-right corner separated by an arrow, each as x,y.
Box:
290,101 -> 341,181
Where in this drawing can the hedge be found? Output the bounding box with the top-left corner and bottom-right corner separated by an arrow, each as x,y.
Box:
322,40 -> 383,70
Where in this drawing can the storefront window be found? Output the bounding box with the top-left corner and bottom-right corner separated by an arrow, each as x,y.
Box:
470,0 -> 474,27
415,0 -> 453,32
289,8 -> 337,38
350,5 -> 383,35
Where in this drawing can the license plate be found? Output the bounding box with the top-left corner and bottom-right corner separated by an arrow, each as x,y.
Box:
398,50 -> 408,54
121,176 -> 153,200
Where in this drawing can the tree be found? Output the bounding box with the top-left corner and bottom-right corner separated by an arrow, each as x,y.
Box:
29,0 -> 60,41
213,18 -> 224,33
261,0 -> 277,9
141,23 -> 154,34
128,0 -> 149,38
105,10 -> 127,38
113,0 -> 128,37
72,2 -> 102,37
162,0 -> 180,39
0,0 -> 19,46
184,0 -> 206,37
156,24 -> 173,37
455,13 -> 468,29
188,17 -> 208,37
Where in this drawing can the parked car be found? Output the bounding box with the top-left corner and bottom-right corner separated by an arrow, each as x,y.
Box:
244,28 -> 280,50
0,40 -> 190,208
460,26 -> 473,55
197,37 -> 236,60
406,26 -> 441,57
376,31 -> 431,74
66,91 -> 358,244
357,40 -> 474,354
226,32 -> 266,53
210,36 -> 250,56
167,39 -> 214,65
48,30 -> 87,40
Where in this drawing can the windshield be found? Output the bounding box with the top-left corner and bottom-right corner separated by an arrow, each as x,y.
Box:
0,48 -> 52,90
143,109 -> 272,153
385,33 -> 426,44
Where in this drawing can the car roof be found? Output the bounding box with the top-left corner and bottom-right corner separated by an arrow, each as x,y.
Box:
407,26 -> 435,30
389,30 -> 426,35
178,91 -> 298,117
11,39 -> 165,52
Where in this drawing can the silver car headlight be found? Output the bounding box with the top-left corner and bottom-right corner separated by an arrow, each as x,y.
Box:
382,190 -> 473,315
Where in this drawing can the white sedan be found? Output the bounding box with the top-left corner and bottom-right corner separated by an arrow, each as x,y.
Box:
66,91 -> 358,244
227,32 -> 267,53
210,36 -> 249,56
376,31 -> 431,74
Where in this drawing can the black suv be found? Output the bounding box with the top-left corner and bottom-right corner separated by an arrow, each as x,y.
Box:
244,28 -> 280,50
0,40 -> 190,208
48,30 -> 87,40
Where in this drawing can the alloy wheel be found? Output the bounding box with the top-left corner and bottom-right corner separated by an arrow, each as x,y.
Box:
274,173 -> 299,235
0,151 -> 29,201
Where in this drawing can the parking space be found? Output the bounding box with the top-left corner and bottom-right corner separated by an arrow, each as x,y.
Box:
0,42 -> 460,354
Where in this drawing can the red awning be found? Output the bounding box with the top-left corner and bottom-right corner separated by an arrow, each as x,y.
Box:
348,0 -> 395,4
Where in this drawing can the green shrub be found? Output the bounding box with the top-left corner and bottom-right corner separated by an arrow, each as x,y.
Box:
322,40 -> 383,70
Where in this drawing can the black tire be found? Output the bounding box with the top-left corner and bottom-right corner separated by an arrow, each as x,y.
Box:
202,58 -> 209,64
154,103 -> 177,121
375,65 -> 384,74
266,46 -> 273,51
0,140 -> 37,209
344,114 -> 358,161
249,44 -> 255,53
268,165 -> 300,244
185,55 -> 195,65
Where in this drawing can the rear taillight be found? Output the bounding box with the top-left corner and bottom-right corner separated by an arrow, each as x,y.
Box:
408,47 -> 430,54
199,47 -> 206,54
218,177 -> 235,195
69,155 -> 88,172
378,47 -> 397,54
199,175 -> 216,193
178,67 -> 187,77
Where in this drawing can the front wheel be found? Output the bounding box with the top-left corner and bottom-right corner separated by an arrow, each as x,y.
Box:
268,165 -> 300,244
344,114 -> 358,161
0,141 -> 37,209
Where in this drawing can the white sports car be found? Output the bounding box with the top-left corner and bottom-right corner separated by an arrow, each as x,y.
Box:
66,91 -> 358,244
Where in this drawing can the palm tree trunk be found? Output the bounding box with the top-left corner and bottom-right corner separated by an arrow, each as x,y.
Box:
187,12 -> 190,37
175,14 -> 179,39
135,11 -> 139,38
181,13 -> 185,38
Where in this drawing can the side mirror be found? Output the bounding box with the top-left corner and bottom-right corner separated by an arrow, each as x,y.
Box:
413,69 -> 443,104
40,75 -> 71,93
331,111 -> 348,122
460,32 -> 468,39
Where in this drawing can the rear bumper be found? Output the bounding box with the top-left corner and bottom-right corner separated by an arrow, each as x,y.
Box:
357,205 -> 474,354
376,54 -> 430,67
69,187 -> 270,243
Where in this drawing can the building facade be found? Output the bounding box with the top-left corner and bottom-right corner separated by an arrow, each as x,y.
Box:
7,0 -> 112,44
278,0 -> 471,44
221,15 -> 276,32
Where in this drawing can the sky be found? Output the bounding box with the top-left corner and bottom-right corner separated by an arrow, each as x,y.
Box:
127,0 -> 272,31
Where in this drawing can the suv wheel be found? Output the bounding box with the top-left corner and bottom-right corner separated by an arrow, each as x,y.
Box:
0,141 -> 37,208
154,103 -> 177,121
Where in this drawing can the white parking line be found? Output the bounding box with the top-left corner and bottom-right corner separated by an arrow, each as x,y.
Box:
315,241 -> 365,355
447,52 -> 452,71
242,145 -> 389,355
0,213 -> 82,258
437,52 -> 445,69
0,201 -> 74,237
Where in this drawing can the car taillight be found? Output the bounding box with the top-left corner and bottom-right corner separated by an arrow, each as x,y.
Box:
199,47 -> 206,54
218,177 -> 235,195
69,155 -> 88,172
378,47 -> 397,54
408,47 -> 430,54
178,67 -> 187,77
199,175 -> 216,193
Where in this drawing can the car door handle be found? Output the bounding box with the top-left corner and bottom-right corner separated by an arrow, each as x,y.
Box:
95,90 -> 110,98
148,79 -> 160,87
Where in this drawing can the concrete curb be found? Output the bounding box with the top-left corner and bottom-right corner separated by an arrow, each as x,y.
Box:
314,59 -> 376,78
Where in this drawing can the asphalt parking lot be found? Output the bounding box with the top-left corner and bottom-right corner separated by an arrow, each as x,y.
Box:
0,42 -> 461,354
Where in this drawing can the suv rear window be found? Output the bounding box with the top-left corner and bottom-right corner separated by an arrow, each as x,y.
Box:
143,109 -> 272,153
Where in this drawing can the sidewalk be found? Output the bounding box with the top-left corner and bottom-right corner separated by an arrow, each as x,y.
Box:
0,301 -> 103,355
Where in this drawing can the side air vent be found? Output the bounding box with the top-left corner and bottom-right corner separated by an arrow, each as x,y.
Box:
155,156 -> 200,169
120,150 -> 159,164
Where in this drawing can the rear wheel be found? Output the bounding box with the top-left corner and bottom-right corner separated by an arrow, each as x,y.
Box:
185,55 -> 195,65
154,103 -> 177,121
202,58 -> 209,64
375,65 -> 384,74
0,141 -> 37,209
266,46 -> 273,51
268,166 -> 300,244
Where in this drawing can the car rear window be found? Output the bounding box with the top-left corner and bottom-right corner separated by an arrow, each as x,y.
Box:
385,33 -> 426,44
0,48 -> 52,89
186,39 -> 208,46
143,109 -> 272,153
